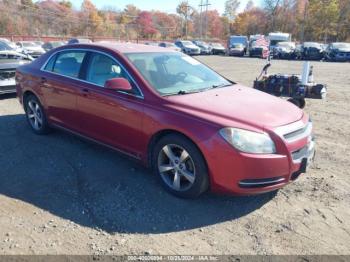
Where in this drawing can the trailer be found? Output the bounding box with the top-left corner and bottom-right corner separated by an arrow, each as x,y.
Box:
253,61 -> 327,108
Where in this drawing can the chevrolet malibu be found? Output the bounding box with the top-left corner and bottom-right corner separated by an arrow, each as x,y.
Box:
16,43 -> 315,198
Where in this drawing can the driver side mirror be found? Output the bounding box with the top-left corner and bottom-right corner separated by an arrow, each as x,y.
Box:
105,78 -> 133,92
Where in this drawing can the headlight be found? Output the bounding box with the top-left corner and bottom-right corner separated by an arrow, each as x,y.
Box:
219,128 -> 276,154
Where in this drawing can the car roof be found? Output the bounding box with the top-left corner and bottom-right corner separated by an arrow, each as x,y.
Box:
70,43 -> 176,53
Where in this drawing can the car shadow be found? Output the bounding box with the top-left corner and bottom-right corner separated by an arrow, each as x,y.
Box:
0,114 -> 277,234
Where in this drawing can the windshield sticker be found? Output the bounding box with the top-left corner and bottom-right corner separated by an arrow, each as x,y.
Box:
182,56 -> 200,65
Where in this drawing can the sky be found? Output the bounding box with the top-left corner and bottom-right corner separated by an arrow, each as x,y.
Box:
65,0 -> 256,15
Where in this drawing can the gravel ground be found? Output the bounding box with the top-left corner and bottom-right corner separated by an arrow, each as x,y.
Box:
0,56 -> 349,255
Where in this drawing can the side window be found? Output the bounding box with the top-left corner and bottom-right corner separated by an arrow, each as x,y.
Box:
52,51 -> 86,78
44,54 -> 57,71
86,53 -> 127,87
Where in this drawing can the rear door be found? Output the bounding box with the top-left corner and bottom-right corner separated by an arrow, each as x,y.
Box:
41,50 -> 87,131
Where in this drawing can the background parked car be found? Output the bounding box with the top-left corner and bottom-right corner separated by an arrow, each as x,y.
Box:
42,41 -> 65,52
16,41 -> 45,58
192,40 -> 211,55
33,41 -> 44,46
273,41 -> 296,59
67,38 -> 92,44
268,32 -> 291,51
325,42 -> 350,62
0,50 -> 33,94
209,42 -> 226,55
228,43 -> 245,56
174,40 -> 201,55
227,35 -> 248,55
249,40 -> 269,58
0,38 -> 22,53
158,42 -> 181,52
300,42 -> 325,60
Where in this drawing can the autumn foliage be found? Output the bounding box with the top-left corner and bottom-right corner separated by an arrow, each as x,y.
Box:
0,0 -> 349,42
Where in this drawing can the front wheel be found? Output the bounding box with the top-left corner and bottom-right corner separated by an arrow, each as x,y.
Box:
152,134 -> 209,198
24,95 -> 51,135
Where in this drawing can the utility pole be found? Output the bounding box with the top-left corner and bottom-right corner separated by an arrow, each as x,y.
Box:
199,0 -> 211,40
183,2 -> 191,39
199,0 -> 203,39
300,0 -> 308,42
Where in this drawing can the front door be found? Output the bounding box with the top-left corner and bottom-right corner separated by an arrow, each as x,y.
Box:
76,51 -> 145,157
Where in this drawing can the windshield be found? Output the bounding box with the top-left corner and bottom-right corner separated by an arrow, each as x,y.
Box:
333,43 -> 350,49
0,41 -> 14,51
126,52 -> 231,96
229,37 -> 246,45
181,41 -> 194,47
232,43 -> 243,48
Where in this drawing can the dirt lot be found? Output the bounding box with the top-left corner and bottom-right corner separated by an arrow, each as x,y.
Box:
0,56 -> 349,255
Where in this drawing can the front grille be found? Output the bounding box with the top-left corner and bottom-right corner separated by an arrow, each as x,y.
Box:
0,69 -> 16,80
0,85 -> 16,93
276,120 -> 312,143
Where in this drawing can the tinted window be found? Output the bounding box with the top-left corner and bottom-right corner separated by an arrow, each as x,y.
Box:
86,53 -> 137,95
44,54 -> 57,71
52,51 -> 86,78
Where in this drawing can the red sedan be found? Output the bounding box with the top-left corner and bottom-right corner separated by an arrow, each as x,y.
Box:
15,43 -> 315,198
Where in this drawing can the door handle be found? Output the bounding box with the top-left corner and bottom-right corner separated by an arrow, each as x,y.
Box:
40,77 -> 47,84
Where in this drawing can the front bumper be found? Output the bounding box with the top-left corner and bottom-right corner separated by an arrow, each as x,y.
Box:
185,49 -> 201,55
200,115 -> 315,195
212,49 -> 225,54
229,49 -> 244,56
0,78 -> 16,94
333,53 -> 350,61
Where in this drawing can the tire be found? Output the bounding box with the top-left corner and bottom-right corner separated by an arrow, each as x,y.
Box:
24,94 -> 51,135
287,98 -> 305,109
152,134 -> 209,198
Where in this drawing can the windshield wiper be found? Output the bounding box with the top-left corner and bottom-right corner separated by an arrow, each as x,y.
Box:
211,83 -> 232,89
164,84 -> 232,96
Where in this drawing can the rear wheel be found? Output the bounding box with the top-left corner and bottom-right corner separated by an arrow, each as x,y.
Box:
24,95 -> 51,135
152,134 -> 209,198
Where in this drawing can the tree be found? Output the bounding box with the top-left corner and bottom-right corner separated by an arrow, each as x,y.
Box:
136,11 -> 158,38
205,10 -> 224,38
81,0 -> 103,36
176,1 -> 195,38
306,0 -> 339,42
224,0 -> 240,21
232,7 -> 268,36
153,12 -> 177,39
263,0 -> 281,31
245,0 -> 254,11
336,0 -> 350,41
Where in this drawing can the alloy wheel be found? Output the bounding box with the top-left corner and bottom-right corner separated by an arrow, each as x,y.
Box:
27,100 -> 43,131
157,144 -> 196,192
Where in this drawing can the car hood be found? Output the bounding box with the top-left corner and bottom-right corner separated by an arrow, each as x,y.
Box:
184,44 -> 199,49
165,85 -> 303,130
213,46 -> 225,49
25,46 -> 45,52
